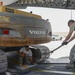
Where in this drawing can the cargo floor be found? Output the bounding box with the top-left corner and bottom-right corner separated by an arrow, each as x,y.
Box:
6,58 -> 75,75
7,63 -> 75,75
25,63 -> 75,75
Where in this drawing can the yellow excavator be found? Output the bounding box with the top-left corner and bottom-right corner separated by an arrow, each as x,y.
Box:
0,6 -> 52,73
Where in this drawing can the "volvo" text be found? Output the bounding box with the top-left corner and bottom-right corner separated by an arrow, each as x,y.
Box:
29,30 -> 46,35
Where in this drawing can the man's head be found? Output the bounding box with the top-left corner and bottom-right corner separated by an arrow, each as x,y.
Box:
68,19 -> 75,27
25,46 -> 29,51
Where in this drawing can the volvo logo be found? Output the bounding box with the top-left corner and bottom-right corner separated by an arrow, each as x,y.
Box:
24,28 -> 46,38
29,30 -> 46,35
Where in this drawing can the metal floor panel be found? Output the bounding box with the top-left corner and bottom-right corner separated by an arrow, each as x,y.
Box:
25,63 -> 75,75
6,63 -> 75,75
5,57 -> 75,75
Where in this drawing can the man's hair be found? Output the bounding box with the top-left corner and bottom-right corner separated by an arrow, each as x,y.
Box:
68,19 -> 75,25
25,45 -> 29,48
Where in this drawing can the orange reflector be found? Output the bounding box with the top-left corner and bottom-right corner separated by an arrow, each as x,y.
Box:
22,53 -> 25,57
3,30 -> 9,34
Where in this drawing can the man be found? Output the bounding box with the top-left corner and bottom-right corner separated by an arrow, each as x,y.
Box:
62,20 -> 75,44
62,19 -> 75,69
20,46 -> 34,65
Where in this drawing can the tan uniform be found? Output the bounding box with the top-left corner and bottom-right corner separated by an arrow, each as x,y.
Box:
69,22 -> 75,65
20,47 -> 32,64
20,47 -> 32,57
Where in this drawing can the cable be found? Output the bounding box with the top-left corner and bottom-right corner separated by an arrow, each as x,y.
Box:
71,9 -> 72,19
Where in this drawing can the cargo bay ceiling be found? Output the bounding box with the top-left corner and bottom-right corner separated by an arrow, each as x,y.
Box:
8,0 -> 75,9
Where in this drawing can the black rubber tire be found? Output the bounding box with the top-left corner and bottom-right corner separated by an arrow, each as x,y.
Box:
0,49 -> 7,73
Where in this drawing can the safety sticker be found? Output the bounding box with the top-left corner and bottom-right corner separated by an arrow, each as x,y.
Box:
0,16 -> 10,22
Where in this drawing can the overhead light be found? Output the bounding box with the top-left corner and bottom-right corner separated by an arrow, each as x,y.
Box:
63,0 -> 67,4
64,0 -> 67,1
51,0 -> 54,2
31,0 -> 36,4
24,0 -> 27,4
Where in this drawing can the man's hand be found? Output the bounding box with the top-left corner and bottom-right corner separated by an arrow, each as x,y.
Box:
21,52 -> 26,57
62,42 -> 68,45
50,51 -> 54,53
31,62 -> 35,65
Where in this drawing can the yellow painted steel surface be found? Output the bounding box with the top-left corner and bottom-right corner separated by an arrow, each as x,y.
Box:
0,6 -> 41,19
0,6 -> 52,47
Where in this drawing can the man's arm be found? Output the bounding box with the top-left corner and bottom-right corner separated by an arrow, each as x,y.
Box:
30,56 -> 34,64
63,31 -> 73,42
29,49 -> 34,64
62,31 -> 73,45
68,33 -> 75,43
